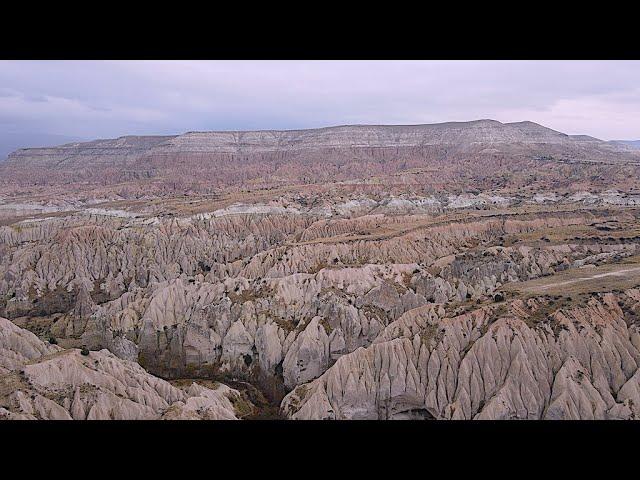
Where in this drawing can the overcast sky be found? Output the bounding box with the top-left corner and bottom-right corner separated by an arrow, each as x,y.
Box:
1,60 -> 639,142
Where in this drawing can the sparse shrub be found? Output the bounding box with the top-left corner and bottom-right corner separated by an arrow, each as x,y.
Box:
48,337 -> 58,345
81,346 -> 90,356
493,293 -> 505,302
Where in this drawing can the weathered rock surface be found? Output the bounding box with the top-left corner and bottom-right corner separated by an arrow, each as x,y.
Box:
0,317 -> 242,420
2,121 -> 640,420
2,204 -> 639,414
282,291 -> 640,419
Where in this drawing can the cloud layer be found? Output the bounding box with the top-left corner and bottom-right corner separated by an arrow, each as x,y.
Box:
1,60 -> 639,141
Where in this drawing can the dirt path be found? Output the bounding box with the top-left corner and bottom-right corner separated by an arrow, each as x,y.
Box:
537,266 -> 640,291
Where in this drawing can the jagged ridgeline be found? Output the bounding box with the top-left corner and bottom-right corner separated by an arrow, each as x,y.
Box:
2,121 -> 640,419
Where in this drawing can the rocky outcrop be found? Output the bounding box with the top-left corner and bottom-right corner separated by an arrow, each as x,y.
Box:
2,205 -> 637,399
282,291 -> 640,419
0,317 -> 243,420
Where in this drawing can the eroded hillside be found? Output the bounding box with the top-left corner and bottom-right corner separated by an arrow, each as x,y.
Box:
1,121 -> 640,419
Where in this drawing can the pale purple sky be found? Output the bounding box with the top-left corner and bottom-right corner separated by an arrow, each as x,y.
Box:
1,60 -> 639,141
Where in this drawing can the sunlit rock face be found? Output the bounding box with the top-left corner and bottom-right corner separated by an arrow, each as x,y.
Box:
2,121 -> 640,420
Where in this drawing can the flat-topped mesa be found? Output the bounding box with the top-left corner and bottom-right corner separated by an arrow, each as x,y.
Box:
160,120 -> 572,153
2,120 -> 639,192
4,135 -> 177,168
1,120 -> 579,164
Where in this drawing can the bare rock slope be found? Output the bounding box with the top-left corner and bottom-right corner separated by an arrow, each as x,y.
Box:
0,317 -> 244,420
2,121 -> 640,420
282,292 -> 640,419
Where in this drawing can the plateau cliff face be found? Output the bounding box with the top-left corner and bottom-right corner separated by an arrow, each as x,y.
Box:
3,121 -> 639,194
3,121 -> 623,162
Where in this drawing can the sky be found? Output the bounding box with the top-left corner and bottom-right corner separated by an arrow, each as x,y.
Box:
1,60 -> 639,147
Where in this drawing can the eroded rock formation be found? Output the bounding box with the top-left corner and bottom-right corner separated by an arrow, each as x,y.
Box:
2,121 -> 640,420
0,317 -> 246,420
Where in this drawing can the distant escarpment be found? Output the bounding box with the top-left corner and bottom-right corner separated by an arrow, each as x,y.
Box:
3,121 -> 639,194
